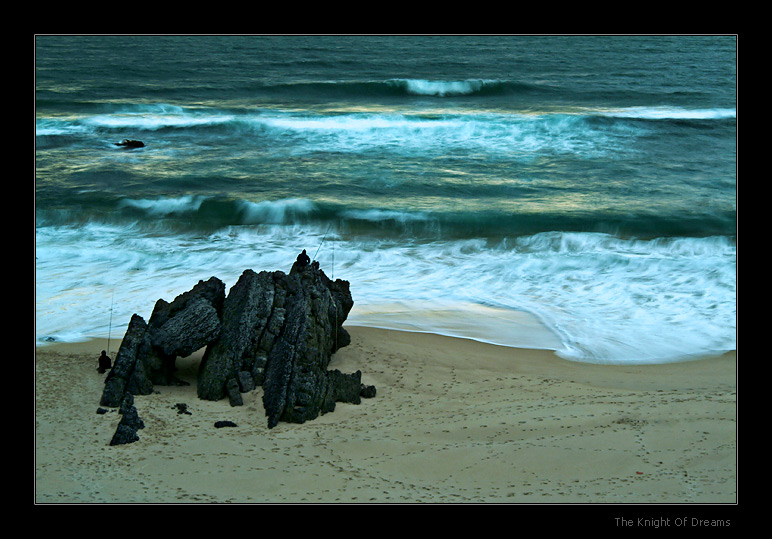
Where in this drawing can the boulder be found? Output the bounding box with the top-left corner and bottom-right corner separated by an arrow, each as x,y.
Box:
360,384 -> 377,399
197,262 -> 361,427
173,403 -> 192,415
261,261 -> 356,427
109,423 -> 139,446
196,269 -> 277,401
226,377 -> 243,407
100,277 -> 225,408
114,139 -> 145,148
108,393 -> 145,446
103,260 -> 374,429
147,276 -> 225,360
100,314 -> 154,407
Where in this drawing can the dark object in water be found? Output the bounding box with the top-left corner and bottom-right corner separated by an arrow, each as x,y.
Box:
115,139 -> 145,148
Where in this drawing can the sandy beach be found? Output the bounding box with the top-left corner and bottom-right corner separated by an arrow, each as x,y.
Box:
35,326 -> 736,504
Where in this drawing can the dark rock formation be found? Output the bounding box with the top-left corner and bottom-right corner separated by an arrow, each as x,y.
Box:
102,260 -> 375,429
115,139 -> 145,148
260,262 -> 357,427
198,261 -> 363,427
100,314 -> 154,407
237,371 -> 255,393
100,277 -> 225,408
173,403 -> 192,415
226,377 -> 243,407
109,393 -> 145,446
360,384 -> 377,399
196,269 -> 278,402
109,423 -> 139,446
148,277 -> 224,360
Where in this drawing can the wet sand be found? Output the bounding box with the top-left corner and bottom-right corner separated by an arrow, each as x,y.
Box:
35,326 -> 736,504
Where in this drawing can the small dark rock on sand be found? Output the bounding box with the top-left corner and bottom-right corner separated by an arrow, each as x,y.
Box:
174,403 -> 192,415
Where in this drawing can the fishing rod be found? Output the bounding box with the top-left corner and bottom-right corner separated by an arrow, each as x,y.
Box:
312,222 -> 337,280
107,290 -> 114,356
312,223 -> 338,349
313,222 -> 334,261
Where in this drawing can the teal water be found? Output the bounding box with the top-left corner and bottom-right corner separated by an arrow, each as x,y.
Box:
35,35 -> 737,363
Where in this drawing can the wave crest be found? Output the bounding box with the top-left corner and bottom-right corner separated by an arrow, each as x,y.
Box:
237,198 -> 317,224
118,195 -> 206,215
117,195 -> 318,226
599,106 -> 736,120
388,78 -> 503,96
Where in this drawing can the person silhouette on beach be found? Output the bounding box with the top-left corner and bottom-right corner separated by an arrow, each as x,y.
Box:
97,350 -> 112,374
296,249 -> 311,268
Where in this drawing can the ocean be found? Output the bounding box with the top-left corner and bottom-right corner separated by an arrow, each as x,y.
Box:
35,35 -> 737,364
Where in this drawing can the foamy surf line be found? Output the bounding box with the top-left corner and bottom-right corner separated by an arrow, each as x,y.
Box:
347,301 -> 563,352
37,296 -> 733,366
36,103 -> 736,154
598,106 -> 736,120
35,219 -> 735,364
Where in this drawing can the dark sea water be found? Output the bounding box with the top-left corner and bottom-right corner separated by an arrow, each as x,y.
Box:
35,35 -> 737,363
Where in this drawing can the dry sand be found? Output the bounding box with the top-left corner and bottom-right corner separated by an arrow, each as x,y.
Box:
35,326 -> 736,504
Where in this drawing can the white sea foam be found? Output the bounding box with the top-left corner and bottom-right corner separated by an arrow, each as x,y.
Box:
395,78 -> 497,96
118,195 -> 206,215
35,221 -> 736,364
36,119 -> 90,136
237,198 -> 317,224
84,110 -> 236,130
244,110 -> 640,159
41,104 -> 733,160
599,106 -> 736,120
341,208 -> 431,223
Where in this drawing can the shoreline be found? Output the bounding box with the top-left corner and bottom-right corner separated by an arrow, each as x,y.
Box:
35,326 -> 736,503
